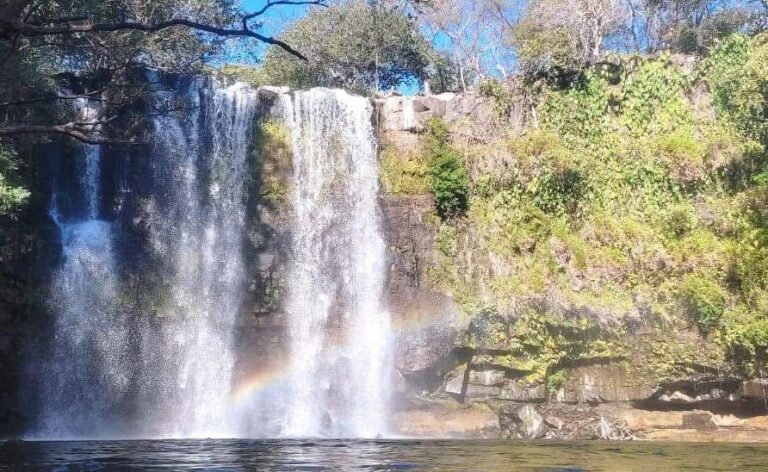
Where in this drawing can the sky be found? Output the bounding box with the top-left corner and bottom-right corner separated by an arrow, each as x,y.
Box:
225,1 -> 423,94
224,0 -> 318,64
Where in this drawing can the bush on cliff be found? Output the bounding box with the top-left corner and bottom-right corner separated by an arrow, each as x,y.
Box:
425,118 -> 469,219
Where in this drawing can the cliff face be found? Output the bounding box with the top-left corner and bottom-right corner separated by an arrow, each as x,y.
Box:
373,58 -> 768,439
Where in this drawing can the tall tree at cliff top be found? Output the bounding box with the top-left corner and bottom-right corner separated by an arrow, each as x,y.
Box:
257,0 -> 432,93
415,0 -> 522,89
626,0 -> 763,53
510,0 -> 630,75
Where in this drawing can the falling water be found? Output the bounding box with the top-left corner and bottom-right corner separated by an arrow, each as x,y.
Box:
34,82 -> 391,440
77,98 -> 101,219
38,98 -> 128,437
36,80 -> 257,439
133,80 -> 257,438
281,89 -> 391,438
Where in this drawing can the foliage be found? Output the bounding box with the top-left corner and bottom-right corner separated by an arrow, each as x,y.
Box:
380,145 -> 430,196
258,0 -> 431,93
425,36 -> 768,380
510,0 -> 629,76
505,310 -> 626,383
478,79 -> 514,119
540,73 -> 612,150
722,310 -> 768,374
704,33 -> 768,148
424,53 -> 465,94
425,118 -> 469,219
679,273 -> 727,330
215,64 -> 265,87
619,57 -> 690,133
0,145 -> 29,216
510,19 -> 579,76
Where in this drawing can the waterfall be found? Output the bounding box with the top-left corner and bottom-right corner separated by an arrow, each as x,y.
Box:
281,89 -> 391,438
38,99 -> 128,437
33,81 -> 391,440
138,81 -> 257,437
35,80 -> 257,439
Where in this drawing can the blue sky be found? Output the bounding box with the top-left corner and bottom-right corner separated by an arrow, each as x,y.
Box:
226,1 -> 424,94
224,0 -> 318,63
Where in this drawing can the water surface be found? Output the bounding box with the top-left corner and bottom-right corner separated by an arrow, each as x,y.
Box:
2,439 -> 767,471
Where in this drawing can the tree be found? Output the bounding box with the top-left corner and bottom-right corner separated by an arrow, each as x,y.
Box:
416,0 -> 521,90
258,0 -> 431,93
0,0 -> 327,215
627,0 -> 759,54
510,0 -> 629,75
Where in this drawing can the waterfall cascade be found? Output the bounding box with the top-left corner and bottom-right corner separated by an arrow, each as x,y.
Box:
33,82 -> 391,440
281,89 -> 391,438
134,81 -> 257,438
39,125 -> 127,436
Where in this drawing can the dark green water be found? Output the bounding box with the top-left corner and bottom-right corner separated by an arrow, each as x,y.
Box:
1,439 -> 766,471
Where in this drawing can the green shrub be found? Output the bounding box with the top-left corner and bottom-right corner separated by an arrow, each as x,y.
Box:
540,73 -> 611,150
704,34 -> 768,146
680,274 -> 726,330
722,308 -> 768,375
664,204 -> 697,238
380,145 -> 430,195
425,118 -> 469,219
620,57 -> 689,133
478,79 -> 513,119
0,145 -> 29,216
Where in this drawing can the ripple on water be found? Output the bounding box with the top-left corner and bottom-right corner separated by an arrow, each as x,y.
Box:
1,439 -> 768,471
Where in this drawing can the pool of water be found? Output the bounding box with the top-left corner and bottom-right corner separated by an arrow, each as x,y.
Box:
1,439 -> 766,471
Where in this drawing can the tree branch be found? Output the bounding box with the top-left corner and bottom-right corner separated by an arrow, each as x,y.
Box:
243,1 -> 327,20
1,16 -> 309,59
0,92 -> 105,108
0,123 -> 133,145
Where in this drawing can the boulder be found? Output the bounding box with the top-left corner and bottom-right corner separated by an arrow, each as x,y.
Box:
445,369 -> 467,397
737,379 -> 768,400
374,93 -> 493,132
499,404 -> 547,439
500,380 -> 547,402
544,415 -> 565,430
682,411 -> 718,431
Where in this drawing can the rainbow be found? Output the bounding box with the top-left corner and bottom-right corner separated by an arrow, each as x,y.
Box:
228,366 -> 287,406
227,311 -> 446,406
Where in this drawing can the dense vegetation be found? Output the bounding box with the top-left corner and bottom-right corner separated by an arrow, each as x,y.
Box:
384,32 -> 768,382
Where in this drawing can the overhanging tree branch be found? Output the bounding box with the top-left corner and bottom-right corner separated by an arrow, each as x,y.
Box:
2,0 -> 330,60
0,1 -> 333,146
243,0 -> 328,20
0,124 -> 132,145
